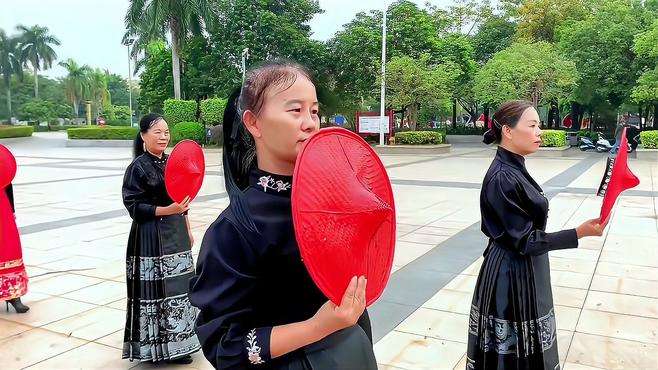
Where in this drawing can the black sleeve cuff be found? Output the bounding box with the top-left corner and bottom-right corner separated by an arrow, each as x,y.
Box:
244,327 -> 272,366
548,229 -> 579,251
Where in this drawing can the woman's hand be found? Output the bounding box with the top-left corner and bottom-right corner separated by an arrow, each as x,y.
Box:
165,196 -> 191,215
188,229 -> 195,246
576,218 -> 605,238
310,276 -> 367,338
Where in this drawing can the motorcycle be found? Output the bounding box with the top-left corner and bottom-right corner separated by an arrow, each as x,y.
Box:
579,136 -> 596,151
595,132 -> 613,152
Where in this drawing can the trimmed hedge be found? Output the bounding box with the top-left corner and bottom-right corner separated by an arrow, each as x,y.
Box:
446,126 -> 486,135
200,98 -> 227,126
67,126 -> 138,140
163,99 -> 197,126
394,131 -> 445,145
640,130 -> 658,149
540,130 -> 567,147
0,125 -> 34,138
576,130 -> 598,142
171,121 -> 205,144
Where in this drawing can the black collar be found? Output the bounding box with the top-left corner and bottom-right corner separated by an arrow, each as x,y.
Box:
249,168 -> 293,197
145,150 -> 167,165
496,146 -> 526,171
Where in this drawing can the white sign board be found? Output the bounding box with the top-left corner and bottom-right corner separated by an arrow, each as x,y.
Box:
359,116 -> 388,134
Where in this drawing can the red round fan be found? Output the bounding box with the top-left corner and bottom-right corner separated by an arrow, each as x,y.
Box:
0,144 -> 17,189
165,140 -> 206,203
292,127 -> 396,306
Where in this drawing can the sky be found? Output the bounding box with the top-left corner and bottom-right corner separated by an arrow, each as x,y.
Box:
0,0 -> 456,80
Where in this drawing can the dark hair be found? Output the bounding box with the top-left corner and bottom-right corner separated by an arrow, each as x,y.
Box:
133,113 -> 164,158
223,59 -> 314,232
483,100 -> 534,144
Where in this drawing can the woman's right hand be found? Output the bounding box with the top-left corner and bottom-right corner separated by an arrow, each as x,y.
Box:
166,196 -> 191,215
576,218 -> 605,238
310,276 -> 367,338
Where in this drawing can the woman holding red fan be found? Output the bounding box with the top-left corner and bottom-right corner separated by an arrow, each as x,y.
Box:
189,60 -> 377,369
467,100 -> 605,370
121,113 -> 200,364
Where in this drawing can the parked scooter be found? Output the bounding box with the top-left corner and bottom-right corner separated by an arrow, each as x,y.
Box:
595,133 -> 613,152
579,136 -> 596,151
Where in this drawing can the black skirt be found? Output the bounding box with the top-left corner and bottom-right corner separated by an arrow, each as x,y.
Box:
466,242 -> 560,370
123,214 -> 201,361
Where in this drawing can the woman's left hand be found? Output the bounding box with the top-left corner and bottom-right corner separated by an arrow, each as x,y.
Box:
188,230 -> 194,246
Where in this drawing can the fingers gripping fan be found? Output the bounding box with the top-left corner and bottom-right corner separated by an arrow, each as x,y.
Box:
165,140 -> 206,203
596,127 -> 639,225
292,128 -> 396,307
0,144 -> 17,189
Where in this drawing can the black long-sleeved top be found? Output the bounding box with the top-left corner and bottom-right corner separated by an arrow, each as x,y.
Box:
189,168 -> 372,369
5,184 -> 14,213
481,146 -> 579,255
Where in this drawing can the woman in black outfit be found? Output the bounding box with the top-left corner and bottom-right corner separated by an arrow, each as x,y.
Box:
121,113 -> 200,364
467,100 -> 604,370
189,60 -> 377,369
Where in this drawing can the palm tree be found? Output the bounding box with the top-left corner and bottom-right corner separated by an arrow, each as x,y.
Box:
124,0 -> 214,99
59,58 -> 91,117
16,25 -> 60,99
88,69 -> 110,118
0,30 -> 24,120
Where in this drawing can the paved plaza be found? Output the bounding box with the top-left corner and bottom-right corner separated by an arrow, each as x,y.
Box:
1,132 -> 657,370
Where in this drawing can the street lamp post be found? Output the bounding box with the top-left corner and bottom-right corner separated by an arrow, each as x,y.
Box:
379,6 -> 387,146
125,38 -> 135,127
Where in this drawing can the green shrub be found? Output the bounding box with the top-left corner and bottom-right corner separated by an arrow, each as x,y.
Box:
67,126 -> 138,140
200,98 -> 227,126
171,121 -> 205,144
48,124 -> 80,131
0,125 -> 34,138
640,130 -> 658,149
163,99 -> 197,126
576,130 -> 598,142
105,119 -> 132,126
394,131 -> 445,145
540,130 -> 568,147
446,125 -> 486,135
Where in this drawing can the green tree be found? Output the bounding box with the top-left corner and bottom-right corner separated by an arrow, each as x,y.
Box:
557,0 -> 648,116
632,19 -> 658,127
0,30 -> 24,120
471,15 -> 516,65
88,69 -> 110,118
474,42 -> 578,108
16,24 -> 60,99
59,58 -> 91,117
107,73 -> 130,106
125,0 -> 215,99
205,0 -> 325,98
138,42 -> 173,113
383,55 -> 458,130
516,0 -> 590,42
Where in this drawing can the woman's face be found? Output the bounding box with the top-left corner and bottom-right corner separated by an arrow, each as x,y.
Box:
503,107 -> 542,155
244,74 -> 320,171
142,119 -> 169,155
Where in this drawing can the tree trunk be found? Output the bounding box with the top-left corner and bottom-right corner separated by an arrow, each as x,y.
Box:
639,105 -> 643,130
654,104 -> 658,129
547,103 -> 554,129
484,105 -> 490,129
6,85 -> 11,120
170,20 -> 182,100
33,62 -> 39,99
73,100 -> 79,118
452,98 -> 457,129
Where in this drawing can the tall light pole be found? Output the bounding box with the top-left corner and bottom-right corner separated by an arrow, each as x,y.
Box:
124,38 -> 135,127
242,48 -> 250,83
379,6 -> 387,146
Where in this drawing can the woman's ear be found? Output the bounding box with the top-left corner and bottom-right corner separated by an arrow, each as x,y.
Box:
243,110 -> 262,139
502,125 -> 513,140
